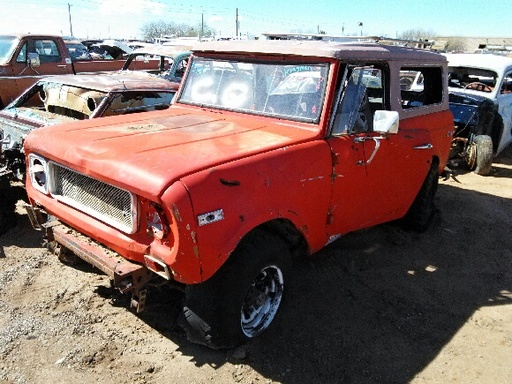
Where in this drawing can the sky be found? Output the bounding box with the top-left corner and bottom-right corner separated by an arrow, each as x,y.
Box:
0,0 -> 510,41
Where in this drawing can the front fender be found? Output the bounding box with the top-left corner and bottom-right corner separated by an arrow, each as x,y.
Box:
180,141 -> 333,282
159,181 -> 202,284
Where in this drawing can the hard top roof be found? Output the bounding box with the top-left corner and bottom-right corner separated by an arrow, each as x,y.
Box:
444,53 -> 512,74
192,39 -> 446,63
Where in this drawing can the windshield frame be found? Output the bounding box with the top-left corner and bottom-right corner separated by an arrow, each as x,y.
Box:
177,56 -> 330,123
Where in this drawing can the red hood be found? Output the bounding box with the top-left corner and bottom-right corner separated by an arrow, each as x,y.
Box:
24,105 -> 321,199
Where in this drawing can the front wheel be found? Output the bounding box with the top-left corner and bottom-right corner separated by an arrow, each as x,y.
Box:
466,135 -> 493,176
181,229 -> 291,349
0,189 -> 16,236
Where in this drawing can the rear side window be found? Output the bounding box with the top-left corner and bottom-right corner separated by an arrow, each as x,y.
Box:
400,66 -> 443,108
500,72 -> 512,94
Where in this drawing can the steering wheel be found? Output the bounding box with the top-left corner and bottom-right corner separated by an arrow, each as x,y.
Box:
464,82 -> 492,92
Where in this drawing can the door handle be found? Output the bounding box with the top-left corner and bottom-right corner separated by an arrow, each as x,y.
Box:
413,144 -> 433,150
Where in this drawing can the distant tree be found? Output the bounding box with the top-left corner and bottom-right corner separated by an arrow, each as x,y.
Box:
398,28 -> 437,42
188,22 -> 216,39
140,21 -> 174,41
444,37 -> 467,52
141,20 -> 216,41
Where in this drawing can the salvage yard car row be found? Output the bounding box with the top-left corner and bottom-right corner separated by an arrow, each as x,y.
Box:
0,44 -> 191,181
1,34 -> 512,350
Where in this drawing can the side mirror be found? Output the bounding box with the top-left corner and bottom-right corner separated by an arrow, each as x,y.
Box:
28,53 -> 40,67
373,110 -> 399,134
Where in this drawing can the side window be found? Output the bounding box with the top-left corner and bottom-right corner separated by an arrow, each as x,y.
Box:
400,66 -> 442,108
332,65 -> 384,135
500,72 -> 512,94
16,42 -> 27,63
34,39 -> 61,63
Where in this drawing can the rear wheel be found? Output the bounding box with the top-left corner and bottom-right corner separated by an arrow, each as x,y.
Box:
404,161 -> 439,232
181,229 -> 291,349
466,135 -> 493,176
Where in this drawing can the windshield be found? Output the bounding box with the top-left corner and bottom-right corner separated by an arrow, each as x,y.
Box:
0,36 -> 19,64
448,66 -> 498,93
179,57 -> 329,122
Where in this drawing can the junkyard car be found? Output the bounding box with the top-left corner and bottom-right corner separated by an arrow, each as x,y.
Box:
64,40 -> 94,61
0,72 -> 176,180
444,53 -> 512,175
121,44 -> 192,94
85,39 -> 133,60
24,40 -> 453,348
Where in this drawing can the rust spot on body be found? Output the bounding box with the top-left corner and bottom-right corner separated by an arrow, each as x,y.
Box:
172,204 -> 182,222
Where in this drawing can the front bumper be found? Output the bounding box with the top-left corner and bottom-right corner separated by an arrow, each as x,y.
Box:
25,204 -> 153,311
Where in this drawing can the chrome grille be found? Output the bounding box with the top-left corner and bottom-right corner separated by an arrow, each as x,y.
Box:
49,162 -> 136,233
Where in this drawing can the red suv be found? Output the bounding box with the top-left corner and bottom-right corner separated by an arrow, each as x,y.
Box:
24,39 -> 453,348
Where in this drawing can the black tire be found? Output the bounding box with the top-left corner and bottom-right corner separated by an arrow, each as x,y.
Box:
404,161 -> 439,232
466,135 -> 493,176
0,189 -> 16,236
180,229 -> 291,349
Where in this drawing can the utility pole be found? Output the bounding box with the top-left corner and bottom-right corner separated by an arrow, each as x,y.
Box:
201,13 -> 204,41
68,3 -> 74,37
235,8 -> 239,38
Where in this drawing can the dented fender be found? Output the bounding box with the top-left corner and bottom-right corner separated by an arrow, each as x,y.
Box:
178,141 -> 334,282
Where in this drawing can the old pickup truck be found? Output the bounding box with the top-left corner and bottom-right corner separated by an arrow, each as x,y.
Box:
24,39 -> 453,349
0,34 -> 140,109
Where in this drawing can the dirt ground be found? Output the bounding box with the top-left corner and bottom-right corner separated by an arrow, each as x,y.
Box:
1,145 -> 511,384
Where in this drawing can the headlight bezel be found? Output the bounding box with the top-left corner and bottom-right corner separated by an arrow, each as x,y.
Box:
28,153 -> 50,195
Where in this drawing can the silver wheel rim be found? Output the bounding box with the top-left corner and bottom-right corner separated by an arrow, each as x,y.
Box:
241,265 -> 284,338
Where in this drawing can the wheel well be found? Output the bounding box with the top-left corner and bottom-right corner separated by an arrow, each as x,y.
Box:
255,219 -> 309,261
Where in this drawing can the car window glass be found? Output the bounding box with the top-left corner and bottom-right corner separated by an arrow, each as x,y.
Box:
500,73 -> 512,94
447,66 -> 497,93
332,65 -> 384,135
16,42 -> 27,63
180,58 -> 328,123
34,39 -> 61,63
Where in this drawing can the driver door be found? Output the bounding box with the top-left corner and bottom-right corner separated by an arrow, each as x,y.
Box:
326,64 -> 432,237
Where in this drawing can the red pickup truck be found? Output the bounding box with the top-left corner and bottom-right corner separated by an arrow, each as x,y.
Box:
0,34 -> 136,109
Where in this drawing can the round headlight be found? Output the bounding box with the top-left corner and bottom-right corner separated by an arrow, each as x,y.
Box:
28,155 -> 49,194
